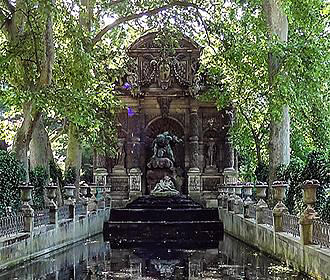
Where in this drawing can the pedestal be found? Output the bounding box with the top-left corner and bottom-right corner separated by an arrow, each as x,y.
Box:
129,168 -> 143,201
201,173 -> 222,208
109,170 -> 129,208
188,168 -> 202,203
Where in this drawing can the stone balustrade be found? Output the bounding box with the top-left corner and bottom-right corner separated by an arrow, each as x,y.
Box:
218,178 -> 330,279
217,178 -> 330,249
0,181 -> 112,244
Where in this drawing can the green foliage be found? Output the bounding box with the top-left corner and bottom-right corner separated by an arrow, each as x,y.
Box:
50,160 -> 64,188
29,166 -> 48,210
0,150 -> 25,216
255,162 -> 269,182
64,167 -> 76,185
277,151 -> 330,222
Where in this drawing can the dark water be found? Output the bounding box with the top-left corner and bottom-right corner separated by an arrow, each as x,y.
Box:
0,234 -> 311,280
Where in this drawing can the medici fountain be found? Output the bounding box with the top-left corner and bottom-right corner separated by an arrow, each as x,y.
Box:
93,32 -> 240,244
95,32 -> 238,208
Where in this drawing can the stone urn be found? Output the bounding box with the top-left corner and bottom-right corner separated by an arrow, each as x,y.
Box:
234,182 -> 244,214
64,184 -> 76,199
273,181 -> 288,202
244,182 -> 253,200
46,182 -> 58,207
217,184 -> 225,208
80,183 -> 90,199
20,182 -> 33,204
272,181 -> 289,232
227,183 -> 236,212
302,179 -> 319,206
243,182 -> 254,218
19,182 -> 34,232
255,181 -> 268,223
300,179 -> 319,245
255,181 -> 268,201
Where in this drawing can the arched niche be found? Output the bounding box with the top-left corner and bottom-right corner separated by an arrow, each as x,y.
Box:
143,117 -> 185,169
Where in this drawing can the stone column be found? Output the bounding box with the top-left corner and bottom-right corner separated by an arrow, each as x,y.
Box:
188,107 -> 200,171
224,135 -> 235,169
300,180 -> 319,245
127,108 -> 142,169
272,181 -> 288,232
20,183 -> 34,233
188,107 -> 202,201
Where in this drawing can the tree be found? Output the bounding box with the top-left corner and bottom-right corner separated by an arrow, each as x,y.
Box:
201,0 -> 329,182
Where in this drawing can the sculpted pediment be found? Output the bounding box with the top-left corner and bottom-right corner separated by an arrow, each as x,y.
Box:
117,32 -> 205,97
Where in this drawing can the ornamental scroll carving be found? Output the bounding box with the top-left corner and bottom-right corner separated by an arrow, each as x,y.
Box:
118,32 -> 206,97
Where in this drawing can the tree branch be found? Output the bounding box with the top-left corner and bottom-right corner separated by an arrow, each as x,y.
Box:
92,1 -> 204,45
195,10 -> 215,52
3,0 -> 14,14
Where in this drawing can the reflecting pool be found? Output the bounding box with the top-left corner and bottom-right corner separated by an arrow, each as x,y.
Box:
0,234 -> 311,279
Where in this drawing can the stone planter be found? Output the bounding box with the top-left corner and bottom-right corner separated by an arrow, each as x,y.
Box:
46,182 -> 58,224
64,184 -> 76,202
300,179 -> 319,245
243,182 -> 254,218
88,183 -> 98,212
234,183 -> 243,214
20,183 -> 33,205
273,181 -> 288,202
227,184 -> 235,212
255,181 -> 268,200
217,184 -> 225,208
64,184 -> 76,219
272,181 -> 288,232
302,179 -> 319,206
80,183 -> 89,198
255,182 -> 268,224
46,182 -> 58,204
20,182 -> 34,232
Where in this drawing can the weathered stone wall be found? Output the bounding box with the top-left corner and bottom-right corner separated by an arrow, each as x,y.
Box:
0,209 -> 110,272
219,209 -> 330,279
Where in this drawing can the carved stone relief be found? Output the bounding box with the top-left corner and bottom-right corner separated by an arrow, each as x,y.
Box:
157,97 -> 172,118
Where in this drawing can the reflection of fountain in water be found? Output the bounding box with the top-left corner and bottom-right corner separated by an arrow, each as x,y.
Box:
151,259 -> 180,278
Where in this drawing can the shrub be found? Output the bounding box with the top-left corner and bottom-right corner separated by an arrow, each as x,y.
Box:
0,151 -> 25,216
29,166 -> 48,210
277,151 -> 330,222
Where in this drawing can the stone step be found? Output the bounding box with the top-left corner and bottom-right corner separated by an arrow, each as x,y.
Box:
104,220 -> 223,242
109,208 -> 220,222
125,195 -> 202,209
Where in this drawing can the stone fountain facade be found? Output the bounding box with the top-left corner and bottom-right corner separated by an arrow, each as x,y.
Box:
94,32 -> 238,208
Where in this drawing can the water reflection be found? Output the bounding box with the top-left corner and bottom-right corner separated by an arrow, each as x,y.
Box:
0,234 -> 310,280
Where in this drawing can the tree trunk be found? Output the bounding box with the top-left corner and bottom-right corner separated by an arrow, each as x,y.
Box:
65,123 -> 82,190
263,0 -> 290,185
13,102 -> 41,181
29,116 -> 49,173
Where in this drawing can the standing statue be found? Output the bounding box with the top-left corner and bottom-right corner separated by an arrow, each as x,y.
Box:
115,140 -> 125,167
148,131 -> 183,169
207,141 -> 216,167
